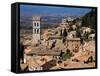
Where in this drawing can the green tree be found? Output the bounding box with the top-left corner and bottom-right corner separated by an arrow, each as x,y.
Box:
60,29 -> 62,36
62,28 -> 67,37
76,29 -> 81,38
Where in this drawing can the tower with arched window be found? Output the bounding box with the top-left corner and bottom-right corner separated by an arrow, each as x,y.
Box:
32,16 -> 40,44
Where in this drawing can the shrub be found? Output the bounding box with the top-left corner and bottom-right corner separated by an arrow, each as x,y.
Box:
60,49 -> 73,61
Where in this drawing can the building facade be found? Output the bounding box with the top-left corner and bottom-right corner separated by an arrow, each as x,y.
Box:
66,38 -> 80,52
32,16 -> 41,44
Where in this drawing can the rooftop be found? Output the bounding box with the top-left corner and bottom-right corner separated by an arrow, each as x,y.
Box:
67,38 -> 80,41
26,47 -> 61,56
32,16 -> 41,21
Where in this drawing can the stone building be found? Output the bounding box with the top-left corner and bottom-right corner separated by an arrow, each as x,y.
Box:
66,38 -> 80,52
60,18 -> 69,29
60,17 -> 74,32
32,16 -> 41,44
67,17 -> 74,22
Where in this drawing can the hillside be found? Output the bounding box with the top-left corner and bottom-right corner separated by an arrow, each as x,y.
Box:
81,9 -> 96,29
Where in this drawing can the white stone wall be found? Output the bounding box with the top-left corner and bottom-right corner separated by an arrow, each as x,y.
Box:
33,34 -> 40,44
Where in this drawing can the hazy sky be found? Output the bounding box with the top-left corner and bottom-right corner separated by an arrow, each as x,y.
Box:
20,4 -> 92,17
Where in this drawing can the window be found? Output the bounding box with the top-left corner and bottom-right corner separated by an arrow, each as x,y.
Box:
37,23 -> 39,27
33,29 -> 40,34
34,29 -> 36,33
37,29 -> 40,34
37,29 -> 39,33
34,23 -> 36,27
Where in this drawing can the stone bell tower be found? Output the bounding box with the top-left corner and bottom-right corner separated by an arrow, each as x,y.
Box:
32,16 -> 40,44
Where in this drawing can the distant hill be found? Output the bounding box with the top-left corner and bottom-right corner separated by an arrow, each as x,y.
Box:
20,15 -> 76,29
81,9 -> 96,29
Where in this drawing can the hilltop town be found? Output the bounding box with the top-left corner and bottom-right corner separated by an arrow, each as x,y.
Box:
20,14 -> 96,71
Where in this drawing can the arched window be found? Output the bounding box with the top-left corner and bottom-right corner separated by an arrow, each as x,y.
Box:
37,29 -> 39,33
37,23 -> 39,27
34,29 -> 36,33
34,22 -> 36,27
